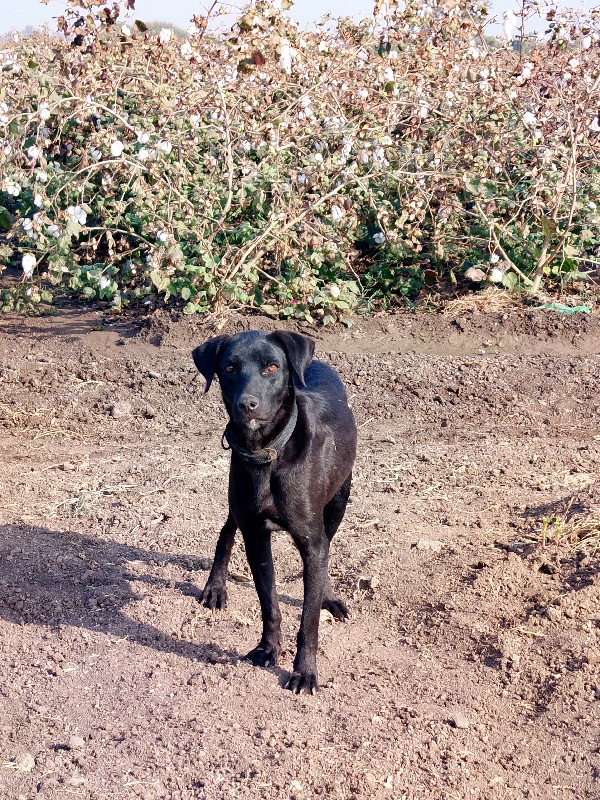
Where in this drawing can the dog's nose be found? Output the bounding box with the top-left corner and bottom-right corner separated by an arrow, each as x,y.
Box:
237,394 -> 260,413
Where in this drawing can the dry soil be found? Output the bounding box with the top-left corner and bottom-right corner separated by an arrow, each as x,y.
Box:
0,306 -> 599,800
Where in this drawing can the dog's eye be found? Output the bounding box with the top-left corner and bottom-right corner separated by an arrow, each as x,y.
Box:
224,365 -> 234,373
266,364 -> 279,374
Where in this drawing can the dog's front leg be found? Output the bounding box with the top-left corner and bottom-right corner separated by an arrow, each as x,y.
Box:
242,531 -> 282,668
286,529 -> 329,694
201,513 -> 237,610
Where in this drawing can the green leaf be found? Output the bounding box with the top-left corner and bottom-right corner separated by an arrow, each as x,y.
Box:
502,271 -> 518,291
0,206 -> 13,231
541,217 -> 556,238
65,219 -> 82,240
150,271 -> 169,291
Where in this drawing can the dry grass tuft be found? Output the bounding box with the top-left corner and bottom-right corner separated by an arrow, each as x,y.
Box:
532,498 -> 600,554
442,288 -> 520,317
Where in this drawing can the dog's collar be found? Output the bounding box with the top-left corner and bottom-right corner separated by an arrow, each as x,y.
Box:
221,402 -> 298,466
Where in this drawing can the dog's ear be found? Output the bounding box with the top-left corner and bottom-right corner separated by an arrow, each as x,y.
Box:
269,331 -> 315,386
192,335 -> 229,393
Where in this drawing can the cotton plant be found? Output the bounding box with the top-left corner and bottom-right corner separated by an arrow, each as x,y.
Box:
0,0 -> 599,315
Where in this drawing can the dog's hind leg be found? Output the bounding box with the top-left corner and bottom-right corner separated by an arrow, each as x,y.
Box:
200,513 -> 237,610
321,473 -> 352,620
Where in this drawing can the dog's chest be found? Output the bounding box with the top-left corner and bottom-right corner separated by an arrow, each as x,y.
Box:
238,470 -> 284,532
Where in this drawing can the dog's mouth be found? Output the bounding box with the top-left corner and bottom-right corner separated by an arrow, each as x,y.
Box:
234,414 -> 266,431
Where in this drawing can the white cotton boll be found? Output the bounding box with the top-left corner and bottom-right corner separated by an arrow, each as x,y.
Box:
490,268 -> 503,283
67,206 -> 87,225
46,224 -> 60,237
34,194 -> 44,208
38,103 -> 50,121
36,171 -> 48,183
159,28 -> 172,44
328,284 -> 341,299
373,232 -> 386,244
503,10 -> 516,40
99,276 -> 111,290
137,148 -> 150,162
121,25 -> 131,36
383,66 -> 394,82
137,131 -> 150,144
520,65 -> 532,80
5,179 -> 21,196
110,141 -> 124,157
22,253 -> 36,276
27,145 -> 40,160
490,253 -> 500,264
589,117 -> 600,132
582,36 -> 592,50
180,41 -> 193,59
522,111 -> 537,127
279,40 -> 293,75
331,205 -> 344,222
156,230 -> 168,243
357,88 -> 368,100
157,140 -> 172,154
90,147 -> 102,161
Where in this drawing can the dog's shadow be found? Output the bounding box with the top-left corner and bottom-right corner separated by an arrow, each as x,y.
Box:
0,523 -> 240,665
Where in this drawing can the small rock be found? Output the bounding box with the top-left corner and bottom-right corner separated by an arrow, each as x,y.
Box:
15,752 -> 35,773
586,649 -> 600,665
109,401 -> 132,419
358,576 -> 380,590
68,735 -> 86,751
290,780 -> 303,792
546,606 -> 562,622
465,267 -> 486,283
449,712 -> 470,730
142,405 -> 157,419
413,539 -> 444,553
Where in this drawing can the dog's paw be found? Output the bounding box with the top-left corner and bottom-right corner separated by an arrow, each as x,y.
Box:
321,596 -> 349,621
285,670 -> 319,695
244,643 -> 280,669
200,583 -> 227,610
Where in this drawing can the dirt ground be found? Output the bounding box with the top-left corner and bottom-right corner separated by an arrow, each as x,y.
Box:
0,304 -> 599,800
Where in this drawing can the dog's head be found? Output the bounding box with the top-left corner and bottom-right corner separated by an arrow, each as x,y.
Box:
192,330 -> 315,431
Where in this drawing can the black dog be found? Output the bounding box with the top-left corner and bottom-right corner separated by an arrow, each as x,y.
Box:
192,330 -> 357,693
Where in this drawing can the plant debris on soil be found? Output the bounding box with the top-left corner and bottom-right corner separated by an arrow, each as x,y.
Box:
0,307 -> 599,800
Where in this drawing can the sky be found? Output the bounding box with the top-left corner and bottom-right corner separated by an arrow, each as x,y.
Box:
0,0 -> 595,36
